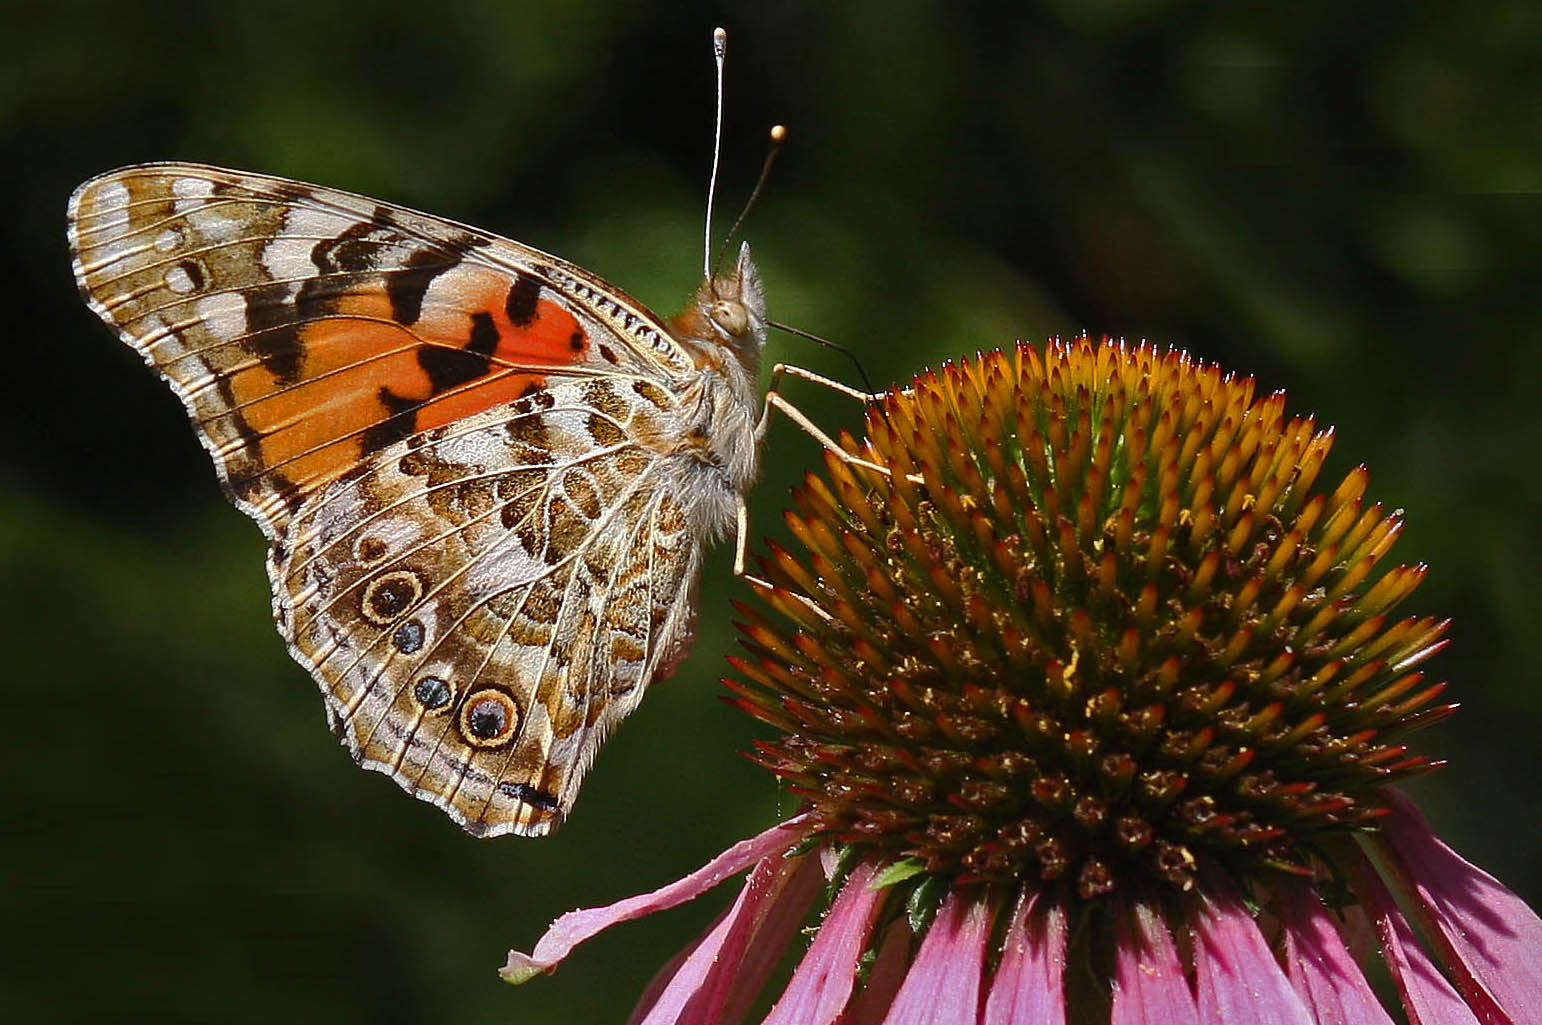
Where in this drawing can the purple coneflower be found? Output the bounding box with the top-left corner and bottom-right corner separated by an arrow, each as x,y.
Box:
504,337 -> 1542,1024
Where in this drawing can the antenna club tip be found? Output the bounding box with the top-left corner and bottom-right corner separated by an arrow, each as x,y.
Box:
770,124 -> 788,142
713,26 -> 727,47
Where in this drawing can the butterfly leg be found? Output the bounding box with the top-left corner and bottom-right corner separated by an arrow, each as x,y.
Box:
766,362 -> 884,404
733,495 -> 753,578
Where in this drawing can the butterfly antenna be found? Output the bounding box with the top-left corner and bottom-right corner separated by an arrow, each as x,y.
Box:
703,26 -> 728,279
713,124 -> 787,274
767,320 -> 881,400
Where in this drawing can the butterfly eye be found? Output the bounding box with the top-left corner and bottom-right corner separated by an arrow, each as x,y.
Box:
710,299 -> 749,338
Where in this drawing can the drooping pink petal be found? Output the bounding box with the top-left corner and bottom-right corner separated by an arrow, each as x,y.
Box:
879,888 -> 992,1025
629,849 -> 824,1025
982,888 -> 1067,1025
1111,899 -> 1199,1025
841,918 -> 912,1025
759,858 -> 884,1025
1274,876 -> 1398,1025
1348,845 -> 1482,1025
1373,790 -> 1542,1025
1192,880 -> 1315,1025
501,814 -> 810,982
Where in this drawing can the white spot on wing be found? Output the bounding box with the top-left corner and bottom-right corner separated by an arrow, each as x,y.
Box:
289,207 -> 364,239
420,267 -> 491,317
154,229 -> 180,252
464,531 -> 551,593
261,237 -> 314,280
165,265 -> 195,294
172,177 -> 215,213
194,292 -> 247,340
97,179 -> 130,209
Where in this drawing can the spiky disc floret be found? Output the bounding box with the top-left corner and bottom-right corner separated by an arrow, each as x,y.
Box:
729,337 -> 1453,898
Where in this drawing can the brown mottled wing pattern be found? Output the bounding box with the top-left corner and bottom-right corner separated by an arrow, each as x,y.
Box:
69,164 -> 707,836
276,377 -> 700,835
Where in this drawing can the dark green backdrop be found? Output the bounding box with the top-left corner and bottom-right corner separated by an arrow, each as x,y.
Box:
6,2 -> 1539,1022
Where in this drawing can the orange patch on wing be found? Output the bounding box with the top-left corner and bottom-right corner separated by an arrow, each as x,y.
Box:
411,267 -> 587,431
227,268 -> 589,497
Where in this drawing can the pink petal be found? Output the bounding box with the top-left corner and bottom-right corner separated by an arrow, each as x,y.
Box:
630,850 -> 824,1025
1192,880 -> 1315,1025
1274,876 -> 1398,1025
760,859 -> 884,1025
982,888 -> 1067,1025
1348,845 -> 1482,1025
501,814 -> 810,982
1111,899 -> 1199,1025
840,918 -> 912,1025
879,889 -> 992,1025
1373,791 -> 1542,1025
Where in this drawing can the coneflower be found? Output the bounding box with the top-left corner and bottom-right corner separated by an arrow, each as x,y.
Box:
504,336 -> 1542,1025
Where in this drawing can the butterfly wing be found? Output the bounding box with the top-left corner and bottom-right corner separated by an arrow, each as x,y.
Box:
70,164 -> 706,835
276,379 -> 701,835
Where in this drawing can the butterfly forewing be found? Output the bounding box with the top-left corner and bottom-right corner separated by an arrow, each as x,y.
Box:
68,164 -> 691,530
68,163 -> 751,836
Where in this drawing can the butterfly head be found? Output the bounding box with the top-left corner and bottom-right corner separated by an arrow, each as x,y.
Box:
676,242 -> 767,373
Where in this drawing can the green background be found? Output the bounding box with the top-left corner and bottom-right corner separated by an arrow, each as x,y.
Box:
5,1 -> 1539,1022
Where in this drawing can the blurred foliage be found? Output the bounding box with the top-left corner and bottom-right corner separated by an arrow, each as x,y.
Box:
4,1 -> 1540,1022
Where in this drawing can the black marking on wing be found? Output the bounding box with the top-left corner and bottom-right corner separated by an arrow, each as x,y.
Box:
498,782 -> 559,812
417,311 -> 500,393
385,246 -> 459,325
243,282 -> 306,385
310,221 -> 378,274
505,275 -> 541,327
361,387 -> 420,454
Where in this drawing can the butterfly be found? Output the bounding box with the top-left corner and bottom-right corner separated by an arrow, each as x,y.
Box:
67,163 -> 783,837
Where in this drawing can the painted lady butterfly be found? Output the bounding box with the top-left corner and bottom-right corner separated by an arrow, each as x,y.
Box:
67,162 -> 794,837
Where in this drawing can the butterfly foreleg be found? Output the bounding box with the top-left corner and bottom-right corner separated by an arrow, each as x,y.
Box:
765,362 -> 884,404
733,493 -> 753,578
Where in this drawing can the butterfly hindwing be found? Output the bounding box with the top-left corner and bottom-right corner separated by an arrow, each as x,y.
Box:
274,378 -> 701,835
